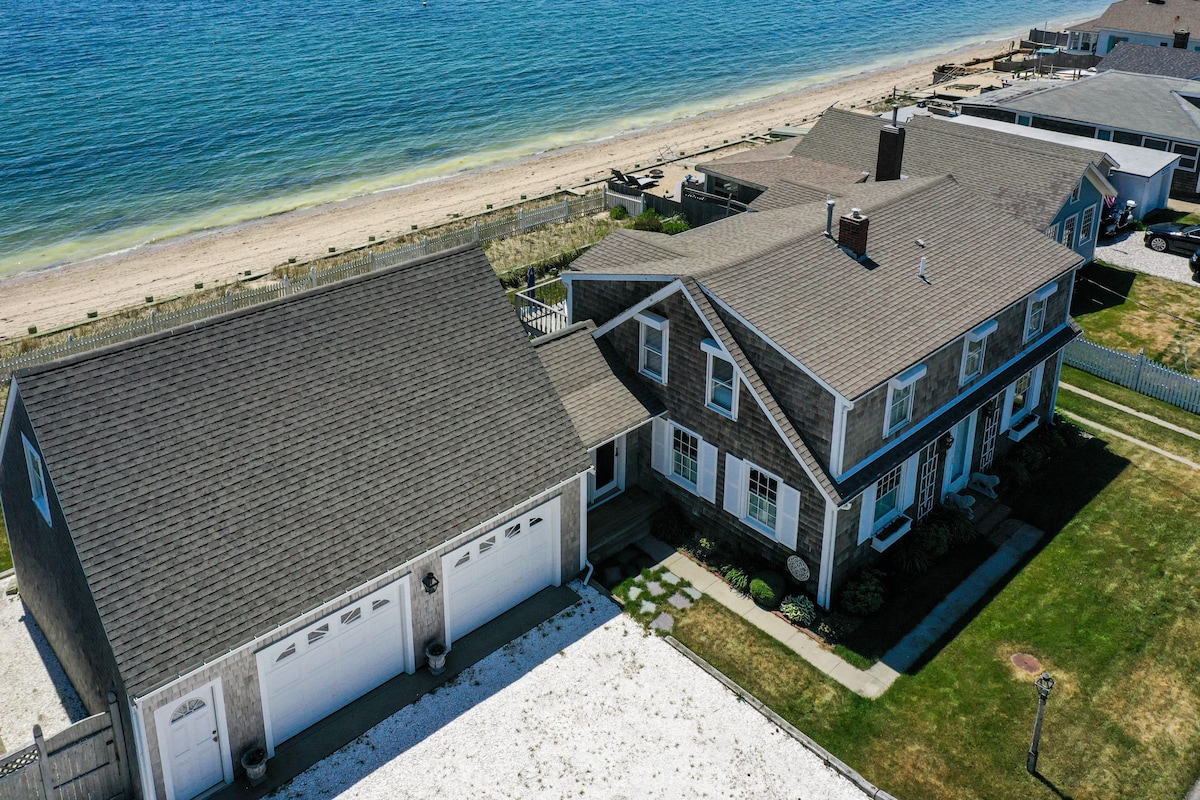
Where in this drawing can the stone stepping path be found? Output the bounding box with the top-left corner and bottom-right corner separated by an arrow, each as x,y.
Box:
639,600 -> 658,616
683,587 -> 702,600
668,593 -> 692,610
650,613 -> 675,632
646,581 -> 666,597
627,586 -> 643,602
662,572 -> 680,585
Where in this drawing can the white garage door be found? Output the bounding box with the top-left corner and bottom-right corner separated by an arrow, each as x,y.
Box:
443,498 -> 559,645
257,580 -> 411,750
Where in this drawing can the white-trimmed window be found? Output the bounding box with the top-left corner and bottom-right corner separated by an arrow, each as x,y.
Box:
884,363 -> 926,437
1046,222 -> 1060,242
651,418 -> 717,501
873,465 -> 904,523
1001,361 -> 1046,434
722,454 -> 800,547
857,451 -> 920,546
960,319 -> 997,385
1024,282 -> 1059,343
1080,205 -> 1096,243
1070,181 -> 1080,203
701,338 -> 738,419
21,434 -> 51,525
1062,215 -> 1077,249
637,311 -> 669,384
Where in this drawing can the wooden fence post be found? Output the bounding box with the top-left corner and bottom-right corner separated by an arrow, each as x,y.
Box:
33,724 -> 55,800
518,208 -> 525,233
310,266 -> 317,289
107,691 -> 133,799
1135,348 -> 1146,393
225,289 -> 232,314
473,221 -> 480,242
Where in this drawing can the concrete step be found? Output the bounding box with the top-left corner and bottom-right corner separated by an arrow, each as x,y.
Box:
973,499 -> 1012,542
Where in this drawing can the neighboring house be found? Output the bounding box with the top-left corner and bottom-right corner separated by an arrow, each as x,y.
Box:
1099,40 -> 1200,78
946,113 -> 1179,219
695,140 -> 868,206
789,108 -> 1116,261
0,245 -> 591,800
562,175 -> 1082,609
958,70 -> 1200,196
1066,0 -> 1200,54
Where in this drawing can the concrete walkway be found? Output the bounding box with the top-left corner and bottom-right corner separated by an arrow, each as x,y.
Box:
637,523 -> 1044,699
1060,382 -> 1200,441
1058,408 -> 1200,470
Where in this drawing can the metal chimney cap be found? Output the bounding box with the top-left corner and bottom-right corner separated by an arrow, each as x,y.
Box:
850,207 -> 863,219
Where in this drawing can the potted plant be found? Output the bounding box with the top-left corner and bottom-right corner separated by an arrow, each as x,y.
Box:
240,746 -> 267,787
424,641 -> 447,676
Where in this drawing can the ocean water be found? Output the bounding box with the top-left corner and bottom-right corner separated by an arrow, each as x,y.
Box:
1,0 -> 1106,276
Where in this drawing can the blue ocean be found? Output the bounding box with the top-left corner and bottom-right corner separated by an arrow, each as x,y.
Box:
1,0 -> 1105,276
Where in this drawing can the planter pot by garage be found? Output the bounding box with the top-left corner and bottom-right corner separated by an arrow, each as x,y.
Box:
241,746 -> 267,787
425,642 -> 447,676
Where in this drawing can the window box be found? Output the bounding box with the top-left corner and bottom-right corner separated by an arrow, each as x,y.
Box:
870,515 -> 913,552
1007,413 -> 1040,442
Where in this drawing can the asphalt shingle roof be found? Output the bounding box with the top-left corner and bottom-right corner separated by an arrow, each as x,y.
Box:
959,71 -> 1200,144
793,107 -> 1108,229
1088,0 -> 1200,38
571,176 -> 1081,399
1100,41 -> 1200,79
533,322 -> 664,449
16,245 -> 588,697
696,149 -> 867,191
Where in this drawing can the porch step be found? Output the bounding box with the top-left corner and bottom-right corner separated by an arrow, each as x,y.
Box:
591,518 -> 655,563
971,496 -> 1013,544
587,487 -> 662,563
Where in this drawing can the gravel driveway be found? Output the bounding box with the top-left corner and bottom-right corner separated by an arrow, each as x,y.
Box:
270,584 -> 871,800
1095,231 -> 1199,285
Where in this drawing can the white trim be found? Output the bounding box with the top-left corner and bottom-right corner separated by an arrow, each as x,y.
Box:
659,419 -> 705,495
959,320 -> 996,386
829,397 -> 853,477
941,411 -> 978,496
578,471 -> 588,570
132,473 -> 584,705
1079,204 -> 1097,244
1061,213 -> 1078,250
155,679 -> 233,800
0,378 -> 19,463
1001,361 -> 1046,431
636,312 -> 669,384
1024,282 -> 1059,343
564,272 -> 679,284
591,279 -> 685,338
703,341 -> 739,420
857,451 -> 920,545
741,459 -> 784,539
130,698 -> 159,800
883,366 -> 924,437
817,500 -> 838,609
21,432 -> 51,525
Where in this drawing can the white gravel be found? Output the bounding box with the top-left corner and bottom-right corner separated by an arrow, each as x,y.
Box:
271,584 -> 870,800
0,574 -> 87,752
1095,231 -> 1199,285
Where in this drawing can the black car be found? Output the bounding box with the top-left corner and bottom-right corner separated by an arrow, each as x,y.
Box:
1143,222 -> 1200,255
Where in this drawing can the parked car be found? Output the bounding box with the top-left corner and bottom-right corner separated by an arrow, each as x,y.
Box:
1189,250 -> 1200,280
1143,222 -> 1200,255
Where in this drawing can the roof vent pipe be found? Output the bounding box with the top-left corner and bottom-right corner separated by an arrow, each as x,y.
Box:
918,256 -> 928,281
891,103 -> 900,127
825,196 -> 836,237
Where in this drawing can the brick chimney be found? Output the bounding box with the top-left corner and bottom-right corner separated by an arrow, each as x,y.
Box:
838,208 -> 869,258
875,105 -> 906,182
1174,29 -> 1191,49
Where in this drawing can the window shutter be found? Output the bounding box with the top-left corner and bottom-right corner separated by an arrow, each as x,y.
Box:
722,454 -> 744,516
697,441 -> 718,503
651,418 -> 670,475
776,483 -> 800,550
857,485 -> 877,544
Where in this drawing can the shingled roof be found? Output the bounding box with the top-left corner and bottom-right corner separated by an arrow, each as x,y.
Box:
1088,0 -> 1200,38
793,107 -> 1111,229
1100,41 -> 1200,79
533,321 -> 664,449
570,176 -> 1081,400
14,245 -> 588,697
696,146 -> 867,192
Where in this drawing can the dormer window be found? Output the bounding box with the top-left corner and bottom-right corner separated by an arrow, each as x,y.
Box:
22,434 -> 51,525
960,320 -> 998,385
1070,180 -> 1080,203
701,339 -> 738,419
637,312 -> 669,384
1024,282 -> 1059,343
884,363 -> 927,437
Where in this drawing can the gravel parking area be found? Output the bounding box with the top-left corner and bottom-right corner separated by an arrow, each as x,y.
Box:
1095,232 -> 1199,285
0,574 -> 86,752
270,584 -> 871,800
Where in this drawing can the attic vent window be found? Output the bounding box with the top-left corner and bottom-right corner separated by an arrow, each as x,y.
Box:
371,598 -> 391,612
340,607 -> 362,626
504,523 -> 522,539
307,624 -> 329,645
479,535 -> 496,554
21,435 -> 51,525
275,644 -> 297,662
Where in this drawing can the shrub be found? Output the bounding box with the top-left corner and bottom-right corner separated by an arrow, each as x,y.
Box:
779,595 -> 817,627
650,501 -> 691,546
749,571 -> 785,609
631,216 -> 663,232
637,209 -> 661,220
723,566 -> 750,594
839,569 -> 885,616
609,205 -> 629,220
914,520 -> 950,559
890,540 -> 933,574
661,215 -> 691,235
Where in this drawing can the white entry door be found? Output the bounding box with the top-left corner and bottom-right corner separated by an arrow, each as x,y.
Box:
943,412 -> 977,495
159,686 -> 225,800
443,498 -> 559,646
257,580 -> 411,752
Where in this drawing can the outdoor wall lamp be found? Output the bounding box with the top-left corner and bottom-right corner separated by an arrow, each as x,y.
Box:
422,572 -> 440,594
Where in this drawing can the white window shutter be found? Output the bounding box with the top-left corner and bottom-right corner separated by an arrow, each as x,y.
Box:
651,418 -> 670,475
776,483 -> 800,550
698,441 -> 718,503
722,454 -> 744,517
858,485 -> 877,544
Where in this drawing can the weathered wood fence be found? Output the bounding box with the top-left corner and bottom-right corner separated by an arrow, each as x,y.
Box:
0,693 -> 129,800
1064,338 -> 1200,414
0,192 -> 604,383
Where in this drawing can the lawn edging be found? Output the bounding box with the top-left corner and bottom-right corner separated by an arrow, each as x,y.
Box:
665,636 -> 900,800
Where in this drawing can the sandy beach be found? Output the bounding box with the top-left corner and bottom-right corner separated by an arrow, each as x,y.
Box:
0,36 -> 1018,340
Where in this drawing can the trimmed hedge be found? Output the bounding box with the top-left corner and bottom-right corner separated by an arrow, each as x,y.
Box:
749,571 -> 785,609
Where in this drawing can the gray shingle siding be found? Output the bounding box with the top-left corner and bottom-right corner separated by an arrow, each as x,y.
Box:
569,277 -> 671,327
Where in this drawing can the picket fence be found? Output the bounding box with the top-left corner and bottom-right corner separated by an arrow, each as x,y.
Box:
1064,338 -> 1200,414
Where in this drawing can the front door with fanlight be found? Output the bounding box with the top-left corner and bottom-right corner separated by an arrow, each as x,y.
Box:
588,434 -> 625,506
158,685 -> 227,800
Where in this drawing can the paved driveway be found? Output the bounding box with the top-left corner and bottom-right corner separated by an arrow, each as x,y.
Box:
270,584 -> 871,800
1096,231 -> 1198,285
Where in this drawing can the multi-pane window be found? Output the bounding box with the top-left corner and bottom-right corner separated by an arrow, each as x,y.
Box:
1026,297 -> 1048,341
637,312 -> 668,384
672,427 -> 699,486
747,468 -> 778,530
1062,215 -> 1077,249
708,354 -> 735,415
1080,206 -> 1096,242
887,383 -> 913,432
963,337 -> 985,381
1070,181 -> 1080,202
22,435 -> 50,524
874,465 -> 903,524
1011,371 -> 1033,418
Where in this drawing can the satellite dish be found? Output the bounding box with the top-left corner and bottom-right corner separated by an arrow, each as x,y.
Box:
786,555 -> 810,582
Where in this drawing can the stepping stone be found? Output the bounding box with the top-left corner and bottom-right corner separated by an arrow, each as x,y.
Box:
639,600 -> 658,615
633,573 -> 647,583
683,587 -> 702,600
650,613 -> 675,632
604,567 -> 623,585
661,572 -> 681,585
646,581 -> 666,597
667,593 -> 692,610
627,586 -> 643,602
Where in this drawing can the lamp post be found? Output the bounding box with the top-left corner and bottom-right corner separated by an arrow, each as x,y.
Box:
1027,672 -> 1055,774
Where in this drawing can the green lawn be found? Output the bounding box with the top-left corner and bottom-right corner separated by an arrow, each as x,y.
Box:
1072,263 -> 1200,378
670,432 -> 1200,800
1059,366 -> 1200,437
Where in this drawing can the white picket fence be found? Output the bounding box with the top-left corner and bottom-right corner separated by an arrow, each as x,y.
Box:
0,193 -> 604,382
1064,338 -> 1200,414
